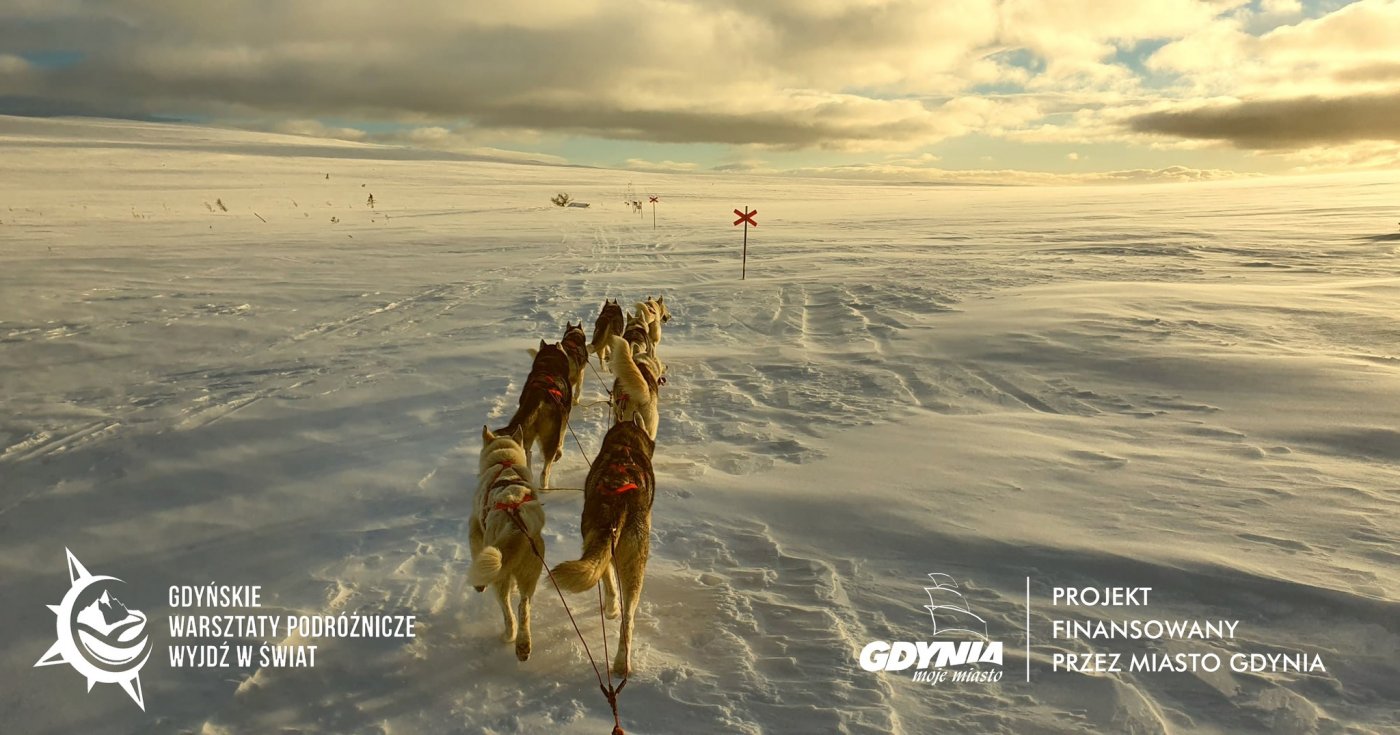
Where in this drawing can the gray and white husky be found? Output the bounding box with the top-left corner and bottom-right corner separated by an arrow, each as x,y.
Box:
631,296 -> 671,353
470,426 -> 545,662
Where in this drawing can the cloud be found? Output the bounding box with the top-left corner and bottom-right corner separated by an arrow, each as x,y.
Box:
272,118 -> 367,141
1148,0 -> 1400,95
1271,140 -> 1400,172
2,0 -> 1398,176
775,161 -> 1242,185
1128,92 -> 1400,149
623,158 -> 701,172
0,0 -> 1007,150
0,0 -> 1258,152
0,53 -> 30,75
711,159 -> 769,173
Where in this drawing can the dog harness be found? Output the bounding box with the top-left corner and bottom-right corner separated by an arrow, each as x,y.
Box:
484,457 -> 516,486
600,447 -> 643,496
493,490 -> 537,513
603,481 -> 638,496
479,458 -> 535,528
527,372 -> 567,405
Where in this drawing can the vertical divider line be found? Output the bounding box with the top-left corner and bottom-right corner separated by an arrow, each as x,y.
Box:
1025,576 -> 1031,682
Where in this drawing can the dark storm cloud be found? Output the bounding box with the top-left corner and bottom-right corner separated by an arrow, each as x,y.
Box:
0,0 -> 993,150
1127,92 -> 1400,149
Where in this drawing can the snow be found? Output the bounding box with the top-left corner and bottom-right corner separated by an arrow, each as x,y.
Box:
2,115 -> 1397,734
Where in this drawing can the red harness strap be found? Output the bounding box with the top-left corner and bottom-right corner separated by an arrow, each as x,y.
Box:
603,482 -> 637,496
602,458 -> 639,495
486,458 -> 516,486
481,458 -> 529,525
529,373 -> 566,404
494,492 -> 537,513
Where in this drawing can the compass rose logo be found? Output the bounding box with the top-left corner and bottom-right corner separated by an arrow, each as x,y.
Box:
34,549 -> 152,710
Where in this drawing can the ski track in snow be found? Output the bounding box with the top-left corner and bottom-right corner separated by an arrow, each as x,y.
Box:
1,118 -> 1397,734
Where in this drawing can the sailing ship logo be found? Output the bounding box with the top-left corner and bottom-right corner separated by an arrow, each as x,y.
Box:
34,549 -> 152,710
923,573 -> 990,640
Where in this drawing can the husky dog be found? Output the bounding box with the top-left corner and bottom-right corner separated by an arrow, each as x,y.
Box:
470,426 -> 545,661
531,322 -> 589,405
501,341 -> 573,488
551,417 -> 655,677
589,299 -> 626,367
621,312 -> 653,356
608,334 -> 664,440
632,296 -> 671,352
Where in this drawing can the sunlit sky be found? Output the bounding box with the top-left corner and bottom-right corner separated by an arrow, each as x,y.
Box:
3,0 -> 1398,183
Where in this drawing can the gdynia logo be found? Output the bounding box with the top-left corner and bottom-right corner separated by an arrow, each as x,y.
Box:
858,573 -> 1003,684
34,549 -> 152,710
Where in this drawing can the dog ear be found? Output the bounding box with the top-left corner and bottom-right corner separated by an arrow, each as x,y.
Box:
539,339 -> 547,351
657,295 -> 663,303
509,424 -> 525,445
482,425 -> 494,443
631,415 -> 645,429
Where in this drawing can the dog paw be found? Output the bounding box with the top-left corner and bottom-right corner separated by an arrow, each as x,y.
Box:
500,628 -> 517,643
605,602 -> 621,620
516,641 -> 532,661
611,659 -> 631,678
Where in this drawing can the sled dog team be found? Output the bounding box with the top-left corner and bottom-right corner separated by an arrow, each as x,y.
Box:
469,296 -> 672,677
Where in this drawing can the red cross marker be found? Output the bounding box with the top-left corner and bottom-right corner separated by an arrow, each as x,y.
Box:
733,206 -> 757,280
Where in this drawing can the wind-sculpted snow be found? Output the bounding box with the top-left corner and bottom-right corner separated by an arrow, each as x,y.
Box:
1,117 -> 1397,734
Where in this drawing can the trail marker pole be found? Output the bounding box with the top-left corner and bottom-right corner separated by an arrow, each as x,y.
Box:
649,196 -> 658,229
733,206 -> 757,280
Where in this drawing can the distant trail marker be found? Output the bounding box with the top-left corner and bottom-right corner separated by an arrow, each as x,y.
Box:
733,207 -> 757,280
649,196 -> 658,229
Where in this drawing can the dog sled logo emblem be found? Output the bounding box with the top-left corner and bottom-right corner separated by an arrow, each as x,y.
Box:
859,573 -> 1003,684
34,549 -> 152,710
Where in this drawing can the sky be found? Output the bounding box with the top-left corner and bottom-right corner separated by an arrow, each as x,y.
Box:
1,0 -> 1398,184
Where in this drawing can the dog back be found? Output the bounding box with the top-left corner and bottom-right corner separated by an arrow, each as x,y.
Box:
622,319 -> 650,351
524,344 -> 572,405
582,420 -> 655,527
505,342 -> 572,430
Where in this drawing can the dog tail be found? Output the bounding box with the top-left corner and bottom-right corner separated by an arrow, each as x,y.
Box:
469,546 -> 504,587
609,335 -> 648,402
551,526 -> 616,593
527,347 -> 538,358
